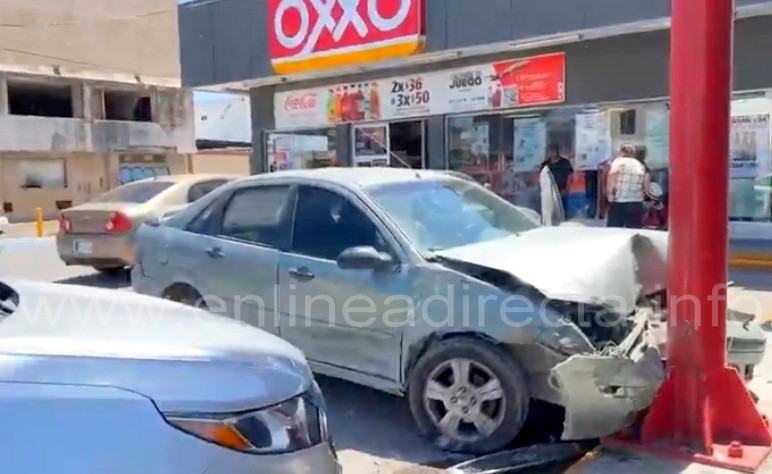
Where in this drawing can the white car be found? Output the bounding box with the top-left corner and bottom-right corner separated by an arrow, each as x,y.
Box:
0,279 -> 340,474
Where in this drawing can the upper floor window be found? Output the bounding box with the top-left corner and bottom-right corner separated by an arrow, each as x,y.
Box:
7,80 -> 73,118
102,90 -> 152,122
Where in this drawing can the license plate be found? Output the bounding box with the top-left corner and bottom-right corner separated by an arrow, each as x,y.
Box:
74,240 -> 93,255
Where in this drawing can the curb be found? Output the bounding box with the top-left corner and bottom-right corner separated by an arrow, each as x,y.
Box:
729,253 -> 772,269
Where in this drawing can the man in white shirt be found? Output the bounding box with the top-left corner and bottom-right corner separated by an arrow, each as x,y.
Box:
607,144 -> 650,228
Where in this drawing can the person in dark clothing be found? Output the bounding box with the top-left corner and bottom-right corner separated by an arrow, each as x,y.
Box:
542,143 -> 573,215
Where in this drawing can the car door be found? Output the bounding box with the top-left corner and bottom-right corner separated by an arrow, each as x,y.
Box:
176,184 -> 293,336
278,184 -> 409,382
540,166 -> 566,225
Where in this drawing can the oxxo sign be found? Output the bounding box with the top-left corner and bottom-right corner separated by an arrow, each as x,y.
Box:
268,0 -> 425,74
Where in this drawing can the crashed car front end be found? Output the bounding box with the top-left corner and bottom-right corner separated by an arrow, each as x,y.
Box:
435,226 -> 766,441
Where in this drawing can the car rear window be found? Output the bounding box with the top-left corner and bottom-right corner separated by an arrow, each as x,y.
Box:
93,181 -> 175,204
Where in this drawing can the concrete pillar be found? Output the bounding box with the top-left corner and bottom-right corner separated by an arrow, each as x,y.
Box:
336,124 -> 353,167
0,74 -> 8,115
425,115 -> 447,170
81,84 -> 93,120
71,84 -> 85,119
249,86 -> 276,175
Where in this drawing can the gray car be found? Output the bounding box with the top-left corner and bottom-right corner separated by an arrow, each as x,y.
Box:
131,168 -> 766,455
0,278 -> 339,473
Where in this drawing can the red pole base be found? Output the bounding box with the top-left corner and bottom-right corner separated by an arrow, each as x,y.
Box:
606,367 -> 772,472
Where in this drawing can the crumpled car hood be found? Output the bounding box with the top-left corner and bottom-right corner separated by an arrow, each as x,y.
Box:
436,226 -> 669,316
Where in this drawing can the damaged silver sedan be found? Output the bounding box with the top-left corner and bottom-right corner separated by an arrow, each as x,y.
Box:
131,168 -> 767,456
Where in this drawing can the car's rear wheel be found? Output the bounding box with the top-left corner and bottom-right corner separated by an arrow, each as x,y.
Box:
93,266 -> 125,276
408,337 -> 529,455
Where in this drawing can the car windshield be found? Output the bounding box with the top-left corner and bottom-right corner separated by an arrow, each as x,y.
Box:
367,178 -> 540,253
93,181 -> 174,204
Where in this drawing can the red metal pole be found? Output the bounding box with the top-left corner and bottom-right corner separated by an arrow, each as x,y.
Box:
619,0 -> 772,470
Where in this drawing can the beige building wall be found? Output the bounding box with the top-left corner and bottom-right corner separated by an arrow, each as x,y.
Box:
191,150 -> 251,176
0,152 -> 191,221
0,0 -> 180,85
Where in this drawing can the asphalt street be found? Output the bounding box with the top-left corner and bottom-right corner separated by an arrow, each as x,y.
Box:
0,237 -> 461,473
3,236 -> 772,473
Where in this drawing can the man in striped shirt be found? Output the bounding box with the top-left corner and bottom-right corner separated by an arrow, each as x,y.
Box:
606,144 -> 651,228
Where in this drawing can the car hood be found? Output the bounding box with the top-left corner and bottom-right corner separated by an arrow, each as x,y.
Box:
435,226 -> 669,316
0,279 -> 311,413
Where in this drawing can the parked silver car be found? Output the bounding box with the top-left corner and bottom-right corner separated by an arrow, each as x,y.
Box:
131,168 -> 766,455
0,278 -> 339,473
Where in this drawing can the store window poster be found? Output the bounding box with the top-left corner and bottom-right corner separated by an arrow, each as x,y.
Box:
644,108 -> 670,170
574,111 -> 611,171
730,114 -> 770,180
513,118 -> 547,172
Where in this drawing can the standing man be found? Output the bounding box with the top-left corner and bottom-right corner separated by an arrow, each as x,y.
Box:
607,143 -> 650,228
542,143 -> 573,215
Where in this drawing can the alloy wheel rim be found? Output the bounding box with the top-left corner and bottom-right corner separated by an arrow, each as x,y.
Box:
423,358 -> 506,443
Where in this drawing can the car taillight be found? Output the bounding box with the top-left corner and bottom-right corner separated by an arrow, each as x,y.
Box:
59,214 -> 72,233
105,212 -> 133,233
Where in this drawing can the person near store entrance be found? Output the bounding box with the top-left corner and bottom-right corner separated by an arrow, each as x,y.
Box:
541,143 -> 573,214
606,143 -> 651,228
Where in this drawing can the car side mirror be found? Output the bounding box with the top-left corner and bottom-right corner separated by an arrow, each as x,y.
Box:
337,246 -> 393,271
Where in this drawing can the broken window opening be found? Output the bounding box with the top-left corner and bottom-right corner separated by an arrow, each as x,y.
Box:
104,90 -> 152,122
7,81 -> 74,118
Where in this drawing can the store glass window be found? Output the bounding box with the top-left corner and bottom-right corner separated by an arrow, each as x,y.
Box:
729,97 -> 772,222
265,128 -> 337,171
447,114 -> 508,195
448,103 -> 673,223
448,96 -> 772,228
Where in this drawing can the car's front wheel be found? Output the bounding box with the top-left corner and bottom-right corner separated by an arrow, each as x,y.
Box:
408,337 -> 530,455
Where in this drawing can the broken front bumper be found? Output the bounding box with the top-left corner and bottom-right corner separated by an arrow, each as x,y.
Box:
550,311 -> 666,440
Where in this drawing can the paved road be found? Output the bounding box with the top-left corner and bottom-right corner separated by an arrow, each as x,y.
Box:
3,237 -> 772,473
0,238 -> 460,473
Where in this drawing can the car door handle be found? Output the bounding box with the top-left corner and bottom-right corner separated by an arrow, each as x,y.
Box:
288,267 -> 315,281
205,246 -> 224,258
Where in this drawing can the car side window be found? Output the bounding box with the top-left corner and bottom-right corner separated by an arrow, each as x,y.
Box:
219,185 -> 293,248
187,179 -> 230,203
292,185 -> 386,261
186,202 -> 218,235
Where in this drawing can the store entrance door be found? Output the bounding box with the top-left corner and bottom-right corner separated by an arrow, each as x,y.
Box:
389,120 -> 425,169
352,120 -> 426,168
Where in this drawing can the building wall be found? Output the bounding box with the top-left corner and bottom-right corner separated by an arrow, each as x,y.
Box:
191,149 -> 250,175
0,0 -> 181,86
0,152 -> 190,221
245,15 -> 772,174
178,0 -> 772,88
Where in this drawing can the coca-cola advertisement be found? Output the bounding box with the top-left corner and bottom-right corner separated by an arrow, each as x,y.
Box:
273,52 -> 566,130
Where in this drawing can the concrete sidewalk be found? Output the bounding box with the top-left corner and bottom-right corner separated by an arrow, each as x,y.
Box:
0,220 -> 59,238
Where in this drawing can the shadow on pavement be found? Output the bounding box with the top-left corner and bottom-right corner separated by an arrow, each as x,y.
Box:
317,375 -> 566,469
316,375 -> 467,468
56,271 -> 131,289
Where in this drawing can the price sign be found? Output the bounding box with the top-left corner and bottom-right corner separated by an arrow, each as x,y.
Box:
390,76 -> 432,109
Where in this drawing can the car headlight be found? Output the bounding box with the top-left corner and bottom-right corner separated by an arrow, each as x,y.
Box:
164,392 -> 328,454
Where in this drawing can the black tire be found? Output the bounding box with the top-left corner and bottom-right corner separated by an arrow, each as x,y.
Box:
408,337 -> 529,455
93,266 -> 125,276
165,285 -> 209,310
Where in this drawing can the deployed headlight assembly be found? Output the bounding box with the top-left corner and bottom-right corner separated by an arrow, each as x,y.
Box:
165,393 -> 328,454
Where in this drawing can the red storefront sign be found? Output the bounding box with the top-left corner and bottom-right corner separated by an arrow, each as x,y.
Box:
268,0 -> 425,74
490,53 -> 566,106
